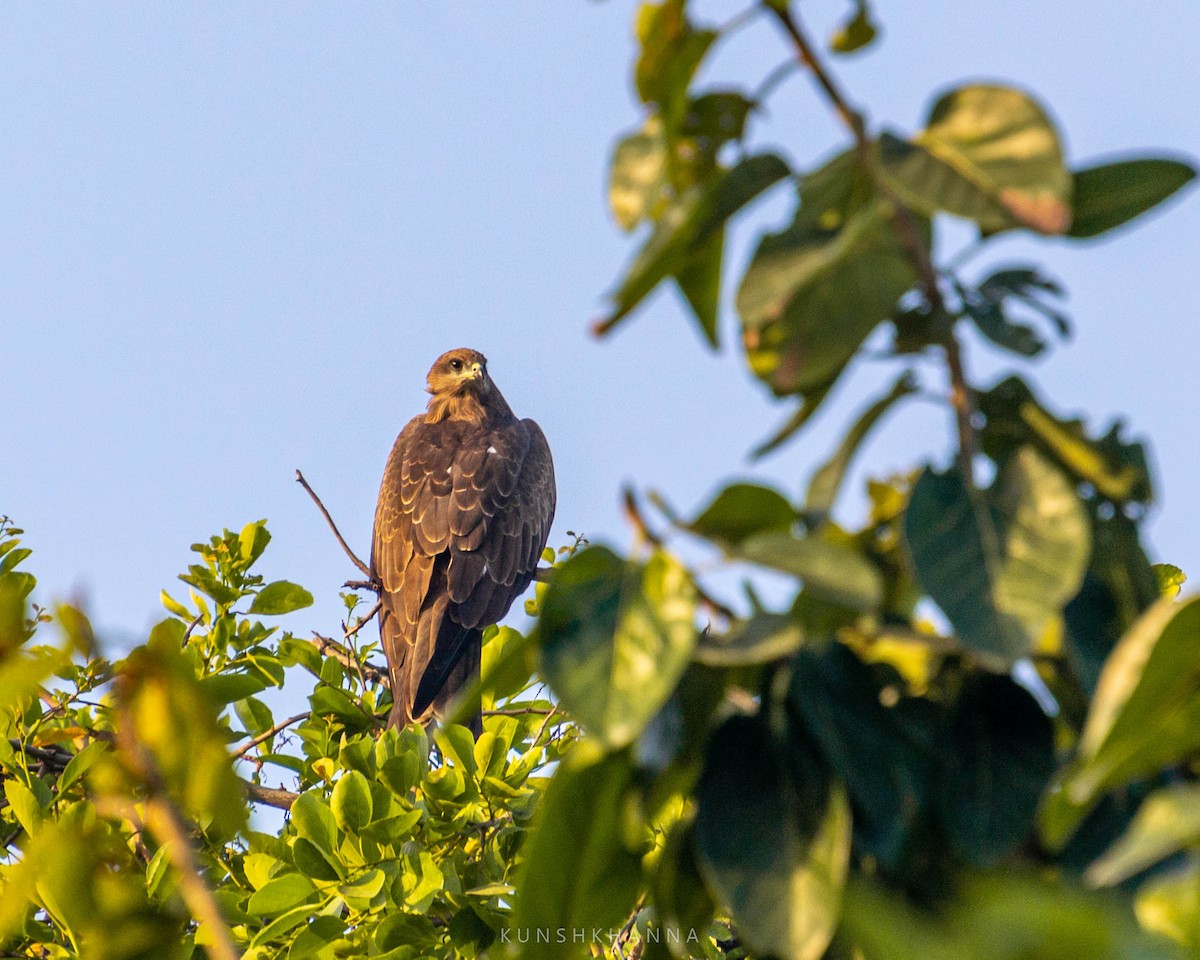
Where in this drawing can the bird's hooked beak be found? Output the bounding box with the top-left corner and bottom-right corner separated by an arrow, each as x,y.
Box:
470,362 -> 488,390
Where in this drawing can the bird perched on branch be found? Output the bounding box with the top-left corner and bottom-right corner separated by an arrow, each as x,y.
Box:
372,348 -> 555,732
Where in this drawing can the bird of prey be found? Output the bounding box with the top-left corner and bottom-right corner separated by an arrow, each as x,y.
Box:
371,348 -> 556,731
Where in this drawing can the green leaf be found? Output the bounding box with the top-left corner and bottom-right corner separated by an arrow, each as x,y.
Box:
249,581 -> 314,616
738,199 -> 922,396
1086,783 -> 1200,887
291,792 -> 338,854
905,447 -> 1091,664
694,613 -> 805,667
513,744 -> 643,960
1153,563 -> 1187,598
694,716 -> 851,960
239,520 -> 272,566
979,374 -> 1153,505
881,84 -> 1071,234
750,376 -> 840,459
600,153 -> 789,338
635,0 -> 716,128
4,778 -> 44,835
734,531 -> 883,612
673,226 -> 724,347
610,117 -> 669,231
246,874 -> 317,916
830,1 -> 878,54
935,673 -> 1056,867
687,482 -> 796,547
330,771 -> 373,833
1136,867 -> 1200,949
57,741 -> 109,795
1068,156 -> 1196,239
1043,596 -> 1200,849
805,372 -> 916,518
790,642 -> 936,870
538,547 -> 697,748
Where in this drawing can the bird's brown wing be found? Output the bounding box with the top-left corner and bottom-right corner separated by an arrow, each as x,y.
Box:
372,415 -> 555,728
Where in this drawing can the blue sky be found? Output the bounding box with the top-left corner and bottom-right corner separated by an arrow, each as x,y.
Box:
4,1 -> 1198,649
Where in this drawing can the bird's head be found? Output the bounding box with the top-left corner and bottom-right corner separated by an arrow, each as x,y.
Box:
426,348 -> 491,398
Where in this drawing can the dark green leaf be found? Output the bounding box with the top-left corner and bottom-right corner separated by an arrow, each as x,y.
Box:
694,613 -> 804,667
694,716 -> 851,960
687,482 -> 796,547
979,375 -> 1153,504
1068,156 -> 1196,239
830,1 -> 878,54
936,673 -> 1056,866
600,153 -> 789,337
1086,783 -> 1200,887
1044,596 -> 1200,849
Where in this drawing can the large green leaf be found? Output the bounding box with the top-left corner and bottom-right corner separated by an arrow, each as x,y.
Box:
600,153 -> 790,338
694,715 -> 851,960
512,744 -> 643,960
738,199 -> 922,396
905,447 -> 1091,664
979,374 -> 1153,504
1043,596 -> 1200,849
734,531 -> 883,612
687,482 -> 796,547
1068,157 -> 1196,239
881,84 -> 1071,234
249,580 -> 313,615
935,673 -> 1056,867
1086,784 -> 1200,888
537,546 -> 697,748
694,613 -> 805,667
789,642 -> 937,869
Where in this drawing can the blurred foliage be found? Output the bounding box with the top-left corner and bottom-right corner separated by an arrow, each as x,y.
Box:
4,1 -> 1200,959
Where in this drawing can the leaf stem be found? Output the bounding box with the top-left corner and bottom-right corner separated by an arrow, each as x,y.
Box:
762,1 -> 981,486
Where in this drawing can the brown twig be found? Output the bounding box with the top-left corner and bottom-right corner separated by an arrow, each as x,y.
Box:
764,1 -> 980,486
243,782 -> 300,810
343,600 -> 382,641
623,486 -> 738,623
295,469 -> 372,577
312,634 -> 388,687
231,712 -> 309,761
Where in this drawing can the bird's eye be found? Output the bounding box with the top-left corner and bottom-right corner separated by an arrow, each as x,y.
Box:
449,359 -> 462,371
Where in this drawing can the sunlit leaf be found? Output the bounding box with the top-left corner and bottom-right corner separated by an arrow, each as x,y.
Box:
1087,783 -> 1200,887
249,580 -> 314,616
905,448 -> 1091,664
538,547 -> 697,747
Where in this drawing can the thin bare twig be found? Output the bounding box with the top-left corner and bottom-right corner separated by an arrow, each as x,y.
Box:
231,712 -> 309,761
312,634 -> 388,687
295,469 -> 372,577
343,600 -> 382,641
622,486 -> 738,623
764,1 -> 980,486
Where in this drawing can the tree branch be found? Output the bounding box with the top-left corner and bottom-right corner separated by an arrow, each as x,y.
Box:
231,712 -> 309,761
763,1 -> 980,486
312,634 -> 389,687
242,782 -> 300,810
295,469 -> 372,577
